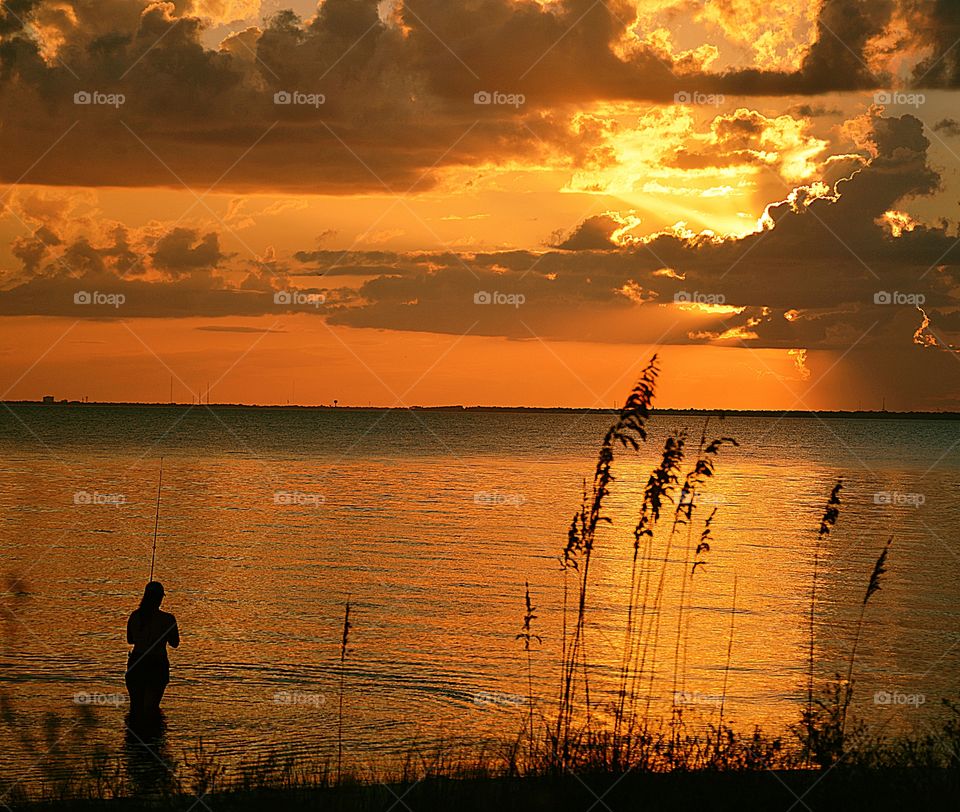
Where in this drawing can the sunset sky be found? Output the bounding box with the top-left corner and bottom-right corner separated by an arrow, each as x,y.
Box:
1,0 -> 959,409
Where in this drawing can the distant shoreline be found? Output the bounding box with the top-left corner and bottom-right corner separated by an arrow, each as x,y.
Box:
3,401 -> 960,420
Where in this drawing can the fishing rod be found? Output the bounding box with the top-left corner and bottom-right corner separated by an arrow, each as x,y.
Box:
149,457 -> 164,582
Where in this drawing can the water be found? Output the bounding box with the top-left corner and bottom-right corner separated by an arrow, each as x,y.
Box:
1,405 -> 958,787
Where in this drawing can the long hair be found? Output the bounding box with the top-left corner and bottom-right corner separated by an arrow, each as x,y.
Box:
139,581 -> 164,617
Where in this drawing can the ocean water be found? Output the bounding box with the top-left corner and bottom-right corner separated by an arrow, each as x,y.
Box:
0,405 -> 958,786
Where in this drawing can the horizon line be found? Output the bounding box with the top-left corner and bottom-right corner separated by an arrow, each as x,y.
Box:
3,399 -> 960,418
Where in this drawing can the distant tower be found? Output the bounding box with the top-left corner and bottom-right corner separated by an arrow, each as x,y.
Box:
333,399 -> 339,408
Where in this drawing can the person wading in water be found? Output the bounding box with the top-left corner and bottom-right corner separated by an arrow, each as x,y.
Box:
125,581 -> 179,723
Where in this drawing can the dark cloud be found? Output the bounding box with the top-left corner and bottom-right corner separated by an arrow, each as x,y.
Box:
195,325 -> 287,333
908,0 -> 960,88
0,1 -> 41,37
553,214 -> 626,250
11,225 -> 61,272
0,223 -> 293,317
933,118 -> 960,137
788,104 -> 844,118
0,1 -> 952,191
151,228 -> 224,275
795,0 -> 896,91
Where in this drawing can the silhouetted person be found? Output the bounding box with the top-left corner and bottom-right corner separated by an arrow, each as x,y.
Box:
125,581 -> 179,724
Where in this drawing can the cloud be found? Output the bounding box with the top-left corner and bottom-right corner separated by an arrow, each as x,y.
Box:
0,1 -> 955,192
553,212 -> 643,250
908,0 -> 960,88
195,324 -> 287,333
151,228 -> 224,275
668,108 -> 829,183
290,113 -> 958,369
0,221 -> 268,316
2,111 -> 955,335
787,103 -> 844,118
189,1 -> 260,26
933,118 -> 960,138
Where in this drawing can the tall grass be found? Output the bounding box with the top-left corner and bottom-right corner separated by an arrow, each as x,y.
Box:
337,600 -> 351,784
555,356 -> 659,761
804,479 -> 843,758
670,434 -> 738,717
795,480 -> 900,768
717,574 -> 738,737
517,582 -> 541,756
612,431 -> 685,761
545,359 -> 896,775
841,537 -> 893,739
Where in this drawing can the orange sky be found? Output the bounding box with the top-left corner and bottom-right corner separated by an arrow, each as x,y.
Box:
0,315 -> 892,411
1,1 -> 958,409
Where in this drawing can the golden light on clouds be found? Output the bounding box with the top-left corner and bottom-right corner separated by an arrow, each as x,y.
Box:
623,25 -> 719,74
674,302 -> 748,317
879,209 -> 920,238
787,348 -> 811,380
563,104 -> 832,238
629,0 -> 820,71
28,2 -> 78,64
190,0 -> 261,25
617,280 -> 655,304
688,324 -> 760,343
697,0 -> 820,70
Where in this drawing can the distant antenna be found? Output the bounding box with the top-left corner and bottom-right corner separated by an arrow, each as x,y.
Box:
149,457 -> 164,582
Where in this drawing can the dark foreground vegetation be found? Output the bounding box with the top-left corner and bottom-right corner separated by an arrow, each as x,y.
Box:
4,357 -> 959,809
9,762 -> 960,812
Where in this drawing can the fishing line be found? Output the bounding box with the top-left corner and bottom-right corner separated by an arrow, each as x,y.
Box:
149,457 -> 164,582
